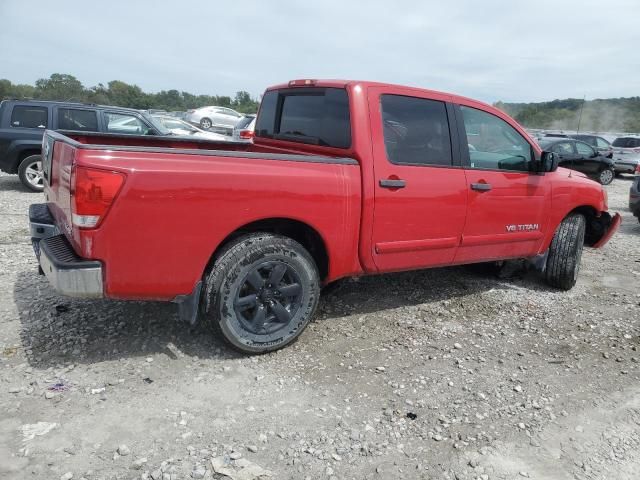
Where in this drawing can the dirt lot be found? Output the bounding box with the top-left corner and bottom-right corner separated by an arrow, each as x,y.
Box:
1,172 -> 639,480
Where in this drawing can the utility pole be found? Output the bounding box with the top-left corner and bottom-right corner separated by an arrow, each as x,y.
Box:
576,96 -> 586,134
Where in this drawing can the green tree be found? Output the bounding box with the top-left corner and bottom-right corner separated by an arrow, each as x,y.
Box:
34,73 -> 86,101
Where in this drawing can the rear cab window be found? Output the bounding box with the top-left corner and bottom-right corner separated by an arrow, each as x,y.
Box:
255,87 -> 351,149
11,105 -> 48,129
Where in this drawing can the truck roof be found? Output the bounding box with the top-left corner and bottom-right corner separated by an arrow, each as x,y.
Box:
266,79 -> 496,112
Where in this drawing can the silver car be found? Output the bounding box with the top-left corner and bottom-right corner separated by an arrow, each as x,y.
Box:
232,114 -> 256,143
611,136 -> 640,174
151,115 -> 228,141
184,106 -> 243,133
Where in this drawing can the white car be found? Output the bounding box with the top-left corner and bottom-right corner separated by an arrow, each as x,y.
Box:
152,115 -> 228,141
184,106 -> 243,132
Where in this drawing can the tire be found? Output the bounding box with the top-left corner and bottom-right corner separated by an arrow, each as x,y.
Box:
200,117 -> 212,129
598,168 -> 614,185
203,233 -> 320,354
545,214 -> 586,290
18,154 -> 44,192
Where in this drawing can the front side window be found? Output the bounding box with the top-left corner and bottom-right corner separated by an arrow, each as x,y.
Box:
105,112 -> 152,135
380,95 -> 452,166
57,108 -> 98,131
575,141 -> 595,156
596,137 -> 610,148
255,88 -> 351,149
11,106 -> 48,129
461,106 -> 532,172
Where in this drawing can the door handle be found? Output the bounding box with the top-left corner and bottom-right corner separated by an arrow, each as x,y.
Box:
379,179 -> 406,188
470,182 -> 491,192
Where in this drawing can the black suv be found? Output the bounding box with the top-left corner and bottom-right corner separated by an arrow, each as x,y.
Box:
0,100 -> 167,191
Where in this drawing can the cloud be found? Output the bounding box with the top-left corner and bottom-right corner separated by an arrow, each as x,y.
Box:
0,0 -> 638,103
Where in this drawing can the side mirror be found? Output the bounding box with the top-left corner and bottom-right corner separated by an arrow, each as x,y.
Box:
540,151 -> 560,172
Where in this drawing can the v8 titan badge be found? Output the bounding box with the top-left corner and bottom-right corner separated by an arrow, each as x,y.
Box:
506,223 -> 539,232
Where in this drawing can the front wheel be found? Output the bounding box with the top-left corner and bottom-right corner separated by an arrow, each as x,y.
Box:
200,118 -> 212,129
204,233 -> 320,354
545,214 -> 586,290
18,155 -> 45,192
598,168 -> 614,185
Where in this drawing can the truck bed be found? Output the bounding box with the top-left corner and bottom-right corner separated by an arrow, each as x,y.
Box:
43,130 -> 363,300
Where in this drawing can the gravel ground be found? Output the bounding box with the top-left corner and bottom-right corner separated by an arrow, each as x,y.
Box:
1,171 -> 639,480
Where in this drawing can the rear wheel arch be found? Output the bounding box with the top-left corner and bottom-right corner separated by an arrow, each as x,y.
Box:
205,218 -> 330,282
13,148 -> 42,173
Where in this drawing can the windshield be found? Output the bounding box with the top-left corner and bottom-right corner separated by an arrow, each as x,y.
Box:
154,116 -> 198,133
142,112 -> 170,135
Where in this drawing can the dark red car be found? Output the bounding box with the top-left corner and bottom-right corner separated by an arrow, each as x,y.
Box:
29,79 -> 621,353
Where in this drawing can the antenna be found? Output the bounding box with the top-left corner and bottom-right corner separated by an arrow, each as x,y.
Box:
576,95 -> 586,134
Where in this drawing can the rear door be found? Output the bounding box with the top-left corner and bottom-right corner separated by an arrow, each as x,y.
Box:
454,104 -> 549,263
368,87 -> 467,271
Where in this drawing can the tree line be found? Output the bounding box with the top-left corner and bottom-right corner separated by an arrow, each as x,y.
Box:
495,97 -> 640,133
0,73 -> 260,114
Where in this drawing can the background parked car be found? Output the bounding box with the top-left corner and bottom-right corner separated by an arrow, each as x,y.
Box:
611,136 -> 640,174
184,106 -> 243,134
630,164 -> 640,223
151,115 -> 228,141
569,134 -> 613,158
232,114 -> 256,142
538,138 -> 616,184
0,99 -> 166,191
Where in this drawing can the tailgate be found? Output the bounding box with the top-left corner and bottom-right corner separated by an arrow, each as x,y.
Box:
42,131 -> 75,241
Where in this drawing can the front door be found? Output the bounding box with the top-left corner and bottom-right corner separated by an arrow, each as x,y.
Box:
454,104 -> 550,263
368,88 -> 468,272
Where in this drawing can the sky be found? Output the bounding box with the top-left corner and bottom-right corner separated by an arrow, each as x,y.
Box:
1,0 -> 639,104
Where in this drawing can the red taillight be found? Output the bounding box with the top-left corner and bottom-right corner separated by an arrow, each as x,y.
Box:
239,130 -> 254,139
71,167 -> 125,229
635,163 -> 640,174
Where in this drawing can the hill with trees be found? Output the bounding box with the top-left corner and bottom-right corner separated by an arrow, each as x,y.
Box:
495,97 -> 640,133
0,73 -> 260,113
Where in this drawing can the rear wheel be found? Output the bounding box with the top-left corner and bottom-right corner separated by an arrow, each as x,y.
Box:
598,168 -> 614,185
200,118 -> 212,129
204,233 -> 320,354
545,213 -> 586,290
18,155 -> 44,192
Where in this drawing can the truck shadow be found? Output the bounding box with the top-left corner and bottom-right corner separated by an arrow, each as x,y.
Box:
0,174 -> 28,193
14,264 -> 549,368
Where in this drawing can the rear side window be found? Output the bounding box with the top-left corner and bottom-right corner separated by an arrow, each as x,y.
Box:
11,106 -> 48,128
255,88 -> 351,149
613,137 -> 639,148
57,108 -> 98,132
380,94 -> 452,166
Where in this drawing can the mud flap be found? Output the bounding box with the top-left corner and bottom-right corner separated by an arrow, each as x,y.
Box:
173,281 -> 202,325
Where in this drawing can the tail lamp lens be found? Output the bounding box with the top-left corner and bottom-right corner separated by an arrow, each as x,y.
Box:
71,167 -> 125,228
239,130 -> 254,139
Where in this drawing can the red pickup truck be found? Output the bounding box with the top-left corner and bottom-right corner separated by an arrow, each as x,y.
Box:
29,79 -> 621,353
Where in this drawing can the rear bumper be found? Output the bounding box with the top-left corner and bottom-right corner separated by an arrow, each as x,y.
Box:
29,203 -> 103,298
